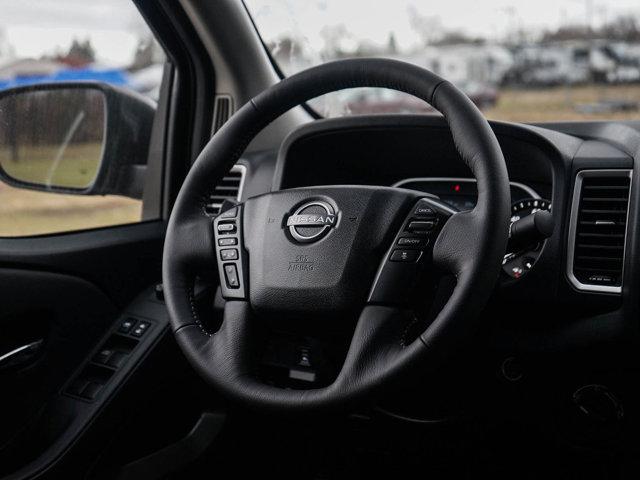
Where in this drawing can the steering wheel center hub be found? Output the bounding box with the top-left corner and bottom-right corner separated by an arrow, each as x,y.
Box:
240,187 -> 418,315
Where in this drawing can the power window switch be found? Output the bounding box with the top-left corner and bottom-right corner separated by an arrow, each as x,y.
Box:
93,348 -> 114,365
131,321 -> 152,337
81,382 -> 103,400
67,379 -> 88,397
106,351 -> 128,369
118,318 -> 135,333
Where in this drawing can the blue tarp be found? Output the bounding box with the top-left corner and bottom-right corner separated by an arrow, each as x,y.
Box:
0,67 -> 132,91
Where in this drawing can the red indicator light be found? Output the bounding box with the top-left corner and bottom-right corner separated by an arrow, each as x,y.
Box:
453,184 -> 461,192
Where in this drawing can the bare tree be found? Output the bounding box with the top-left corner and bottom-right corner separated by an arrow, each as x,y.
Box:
407,5 -> 443,46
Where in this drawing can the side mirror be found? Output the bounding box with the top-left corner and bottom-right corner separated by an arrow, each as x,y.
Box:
0,82 -> 155,198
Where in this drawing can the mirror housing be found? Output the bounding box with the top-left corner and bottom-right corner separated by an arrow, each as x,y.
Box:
0,82 -> 155,198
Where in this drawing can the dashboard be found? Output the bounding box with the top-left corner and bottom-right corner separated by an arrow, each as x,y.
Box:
391,177 -> 552,279
235,114 -> 638,353
217,113 -> 640,435
272,115 -> 560,285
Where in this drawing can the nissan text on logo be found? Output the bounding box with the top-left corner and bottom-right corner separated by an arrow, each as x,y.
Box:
286,201 -> 338,243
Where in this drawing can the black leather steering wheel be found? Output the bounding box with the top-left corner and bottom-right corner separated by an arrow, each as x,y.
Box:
163,58 -> 510,413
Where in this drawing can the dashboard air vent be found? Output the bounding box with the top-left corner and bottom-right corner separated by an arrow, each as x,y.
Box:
568,170 -> 631,293
204,165 -> 245,216
212,95 -> 233,133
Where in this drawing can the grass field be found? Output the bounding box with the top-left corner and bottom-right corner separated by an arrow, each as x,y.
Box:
0,143 -> 102,189
0,84 -> 638,237
0,142 -> 140,237
0,183 -> 141,236
485,84 -> 640,122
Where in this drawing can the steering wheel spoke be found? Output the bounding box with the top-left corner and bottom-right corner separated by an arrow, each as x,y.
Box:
432,209 -> 487,277
176,300 -> 422,412
163,209 -> 217,282
369,197 -> 455,305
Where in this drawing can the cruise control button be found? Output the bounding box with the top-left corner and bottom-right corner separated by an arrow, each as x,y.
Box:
397,237 -> 427,247
224,264 -> 240,288
220,249 -> 238,261
407,220 -> 436,233
389,249 -> 421,262
218,237 -> 238,246
217,222 -> 236,233
414,205 -> 436,218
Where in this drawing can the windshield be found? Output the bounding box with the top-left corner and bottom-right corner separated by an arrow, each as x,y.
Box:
245,0 -> 640,122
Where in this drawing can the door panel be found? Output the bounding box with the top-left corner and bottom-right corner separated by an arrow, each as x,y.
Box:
0,270 -> 115,452
0,222 -> 164,307
0,223 -> 164,474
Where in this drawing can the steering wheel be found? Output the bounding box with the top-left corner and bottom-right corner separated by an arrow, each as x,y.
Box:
163,58 -> 510,413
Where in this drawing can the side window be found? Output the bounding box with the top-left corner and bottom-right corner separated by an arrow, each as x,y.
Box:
0,1 -> 165,237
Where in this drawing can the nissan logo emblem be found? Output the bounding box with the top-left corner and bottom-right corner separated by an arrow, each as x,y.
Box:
286,201 -> 338,243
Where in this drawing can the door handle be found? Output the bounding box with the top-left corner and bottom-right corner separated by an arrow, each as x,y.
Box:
0,339 -> 44,369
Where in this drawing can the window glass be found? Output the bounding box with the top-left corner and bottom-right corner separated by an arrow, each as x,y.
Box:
0,0 -> 165,236
245,0 -> 640,121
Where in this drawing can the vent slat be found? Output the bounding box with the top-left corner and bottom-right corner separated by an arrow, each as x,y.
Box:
213,96 -> 233,133
581,209 -> 627,214
576,244 -> 623,250
571,172 -> 630,290
582,197 -> 628,202
204,166 -> 245,217
578,233 -> 625,239
583,185 -> 628,190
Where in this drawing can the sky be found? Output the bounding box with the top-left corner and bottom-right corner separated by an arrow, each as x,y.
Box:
245,0 -> 640,50
1,0 -> 639,67
0,0 -> 151,66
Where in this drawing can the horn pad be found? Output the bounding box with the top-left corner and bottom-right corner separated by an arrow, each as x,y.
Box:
242,186 -> 417,316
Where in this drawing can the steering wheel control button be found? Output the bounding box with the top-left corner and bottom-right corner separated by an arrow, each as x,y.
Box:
224,264 -> 240,289
217,222 -> 236,234
220,249 -> 239,261
369,198 -> 454,305
397,237 -> 427,247
413,205 -> 437,218
407,220 -> 436,233
219,207 -> 238,219
287,200 -> 338,243
214,205 -> 246,299
390,249 -> 421,262
218,237 -> 238,246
